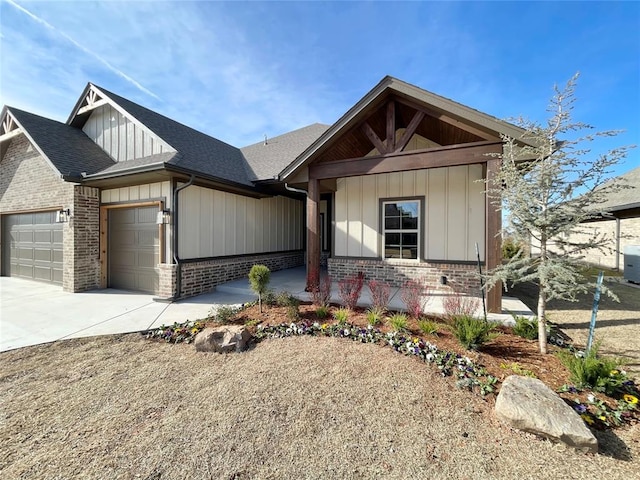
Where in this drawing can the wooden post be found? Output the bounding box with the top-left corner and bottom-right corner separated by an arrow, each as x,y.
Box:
486,159 -> 502,313
306,177 -> 320,290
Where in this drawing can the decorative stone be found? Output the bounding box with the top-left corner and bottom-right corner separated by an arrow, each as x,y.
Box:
495,375 -> 598,453
194,325 -> 252,353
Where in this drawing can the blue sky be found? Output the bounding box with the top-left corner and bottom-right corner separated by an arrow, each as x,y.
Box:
1,1 -> 638,175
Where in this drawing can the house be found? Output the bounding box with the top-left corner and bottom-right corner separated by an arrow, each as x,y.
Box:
560,166 -> 640,271
1,76 -> 531,313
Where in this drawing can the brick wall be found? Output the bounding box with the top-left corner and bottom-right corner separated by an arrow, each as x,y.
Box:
0,135 -> 100,292
177,251 -> 304,298
328,257 -> 481,292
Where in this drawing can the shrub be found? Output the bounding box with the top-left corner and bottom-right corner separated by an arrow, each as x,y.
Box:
365,306 -> 385,326
418,319 -> 440,336
333,307 -> 350,325
368,280 -> 391,311
557,342 -> 626,395
449,315 -> 499,350
389,313 -> 409,332
502,237 -> 523,260
275,291 -> 296,307
315,305 -> 330,319
513,315 -> 538,340
400,278 -> 429,318
337,272 -> 365,310
214,305 -> 238,324
249,264 -> 271,313
310,272 -> 332,307
286,298 -> 300,321
442,291 -> 480,320
263,289 -> 276,306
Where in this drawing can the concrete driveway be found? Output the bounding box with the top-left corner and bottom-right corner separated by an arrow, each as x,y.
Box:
0,277 -> 253,352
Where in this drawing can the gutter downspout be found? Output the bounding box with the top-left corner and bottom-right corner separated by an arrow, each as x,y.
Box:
284,183 -> 308,195
173,175 -> 195,299
615,217 -> 621,271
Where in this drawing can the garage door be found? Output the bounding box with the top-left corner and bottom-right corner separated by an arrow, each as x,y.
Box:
1,211 -> 63,285
108,206 -> 159,294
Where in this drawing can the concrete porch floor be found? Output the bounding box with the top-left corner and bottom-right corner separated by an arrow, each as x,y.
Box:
217,266 -> 533,324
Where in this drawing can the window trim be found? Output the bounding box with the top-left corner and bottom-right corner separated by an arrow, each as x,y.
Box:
379,196 -> 425,262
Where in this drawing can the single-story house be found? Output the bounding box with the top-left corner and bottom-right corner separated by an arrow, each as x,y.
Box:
559,166 -> 639,271
0,76 -> 532,312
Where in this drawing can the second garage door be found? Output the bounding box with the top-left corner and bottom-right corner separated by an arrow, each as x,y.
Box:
108,206 -> 159,294
1,211 -> 63,285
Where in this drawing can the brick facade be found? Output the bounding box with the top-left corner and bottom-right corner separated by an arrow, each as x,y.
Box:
175,251 -> 305,298
0,135 -> 100,292
328,257 -> 482,292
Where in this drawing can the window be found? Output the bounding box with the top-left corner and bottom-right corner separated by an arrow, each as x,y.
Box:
382,200 -> 420,260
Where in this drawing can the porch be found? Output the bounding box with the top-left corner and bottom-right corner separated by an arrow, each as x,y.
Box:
216,266 -> 533,324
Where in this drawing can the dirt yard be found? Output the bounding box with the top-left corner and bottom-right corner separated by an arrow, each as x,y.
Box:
509,279 -> 640,379
1,333 -> 638,479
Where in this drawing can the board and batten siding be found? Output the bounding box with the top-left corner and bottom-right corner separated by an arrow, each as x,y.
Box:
178,186 -> 303,259
334,165 -> 485,261
83,104 -> 175,162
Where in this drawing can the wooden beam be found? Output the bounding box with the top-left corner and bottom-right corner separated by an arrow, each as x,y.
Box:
394,110 -> 425,152
395,97 -> 499,141
306,177 -> 320,290
309,141 -> 503,181
77,98 -> 109,116
361,122 -> 387,154
99,206 -> 108,288
0,128 -> 23,143
485,158 -> 502,313
386,100 -> 395,152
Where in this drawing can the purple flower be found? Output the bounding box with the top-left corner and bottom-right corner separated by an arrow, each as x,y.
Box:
574,404 -> 587,414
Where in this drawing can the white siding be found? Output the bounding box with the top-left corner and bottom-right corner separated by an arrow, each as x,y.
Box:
83,104 -> 175,162
178,186 -> 303,259
334,165 -> 485,261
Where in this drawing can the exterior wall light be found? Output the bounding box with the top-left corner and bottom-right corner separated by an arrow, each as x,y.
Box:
156,209 -> 171,225
56,208 -> 70,223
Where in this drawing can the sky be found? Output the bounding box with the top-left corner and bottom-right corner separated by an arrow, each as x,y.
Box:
1,0 -> 638,176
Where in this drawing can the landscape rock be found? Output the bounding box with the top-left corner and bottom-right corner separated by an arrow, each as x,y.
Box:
495,375 -> 598,453
194,325 -> 252,353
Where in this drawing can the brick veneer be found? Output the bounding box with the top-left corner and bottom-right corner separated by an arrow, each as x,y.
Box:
0,135 -> 100,292
175,251 -> 305,298
328,257 -> 481,292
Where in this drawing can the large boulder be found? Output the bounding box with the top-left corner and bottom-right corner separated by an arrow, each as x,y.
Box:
194,325 -> 252,353
495,375 -> 598,453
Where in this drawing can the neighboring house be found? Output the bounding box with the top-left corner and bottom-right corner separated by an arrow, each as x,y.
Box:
0,76 -> 532,312
560,166 -> 640,271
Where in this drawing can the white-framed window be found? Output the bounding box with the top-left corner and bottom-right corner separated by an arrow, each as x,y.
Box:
382,199 -> 420,260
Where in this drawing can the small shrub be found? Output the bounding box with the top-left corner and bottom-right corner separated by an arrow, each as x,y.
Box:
368,280 -> 391,311
214,305 -> 237,324
316,305 -> 330,319
286,299 -> 300,321
513,315 -> 538,340
365,306 -> 385,326
418,319 -> 440,336
309,271 -> 332,307
245,318 -> 261,327
275,290 -> 296,307
249,264 -> 271,313
557,342 -> 626,395
442,291 -> 480,320
263,290 -> 276,306
502,237 -> 523,260
389,313 -> 409,332
337,272 -> 365,310
333,307 -> 350,325
500,362 -> 537,378
449,315 -> 499,350
400,278 -> 429,318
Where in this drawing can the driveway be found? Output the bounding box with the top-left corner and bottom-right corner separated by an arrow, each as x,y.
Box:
0,277 -> 253,352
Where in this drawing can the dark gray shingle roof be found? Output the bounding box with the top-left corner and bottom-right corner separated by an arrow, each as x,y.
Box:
596,166 -> 640,212
240,123 -> 330,181
8,107 -> 115,177
92,85 -> 253,186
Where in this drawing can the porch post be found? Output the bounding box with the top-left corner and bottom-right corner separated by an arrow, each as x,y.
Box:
486,158 -> 502,313
306,176 -> 320,290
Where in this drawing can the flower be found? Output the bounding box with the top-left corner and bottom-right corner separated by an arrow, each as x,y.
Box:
623,394 -> 638,405
573,404 -> 587,414
587,394 -> 596,403
598,415 -> 607,421
610,370 -> 619,376
581,414 -> 594,425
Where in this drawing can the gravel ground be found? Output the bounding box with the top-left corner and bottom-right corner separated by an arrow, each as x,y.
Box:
1,334 -> 638,479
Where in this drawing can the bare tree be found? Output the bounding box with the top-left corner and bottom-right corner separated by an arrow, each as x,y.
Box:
486,73 -> 634,354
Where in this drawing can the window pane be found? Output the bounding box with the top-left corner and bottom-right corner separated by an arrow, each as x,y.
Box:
399,202 -> 418,218
402,233 -> 418,246
402,216 -> 418,229
403,247 -> 418,259
386,233 -> 400,245
385,246 -> 402,258
385,217 -> 400,230
385,203 -> 400,216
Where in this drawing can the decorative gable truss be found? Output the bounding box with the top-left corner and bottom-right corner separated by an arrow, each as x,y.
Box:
68,84 -> 175,163
0,110 -> 21,142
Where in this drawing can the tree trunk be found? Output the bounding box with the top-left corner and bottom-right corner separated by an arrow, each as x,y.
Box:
537,288 -> 548,354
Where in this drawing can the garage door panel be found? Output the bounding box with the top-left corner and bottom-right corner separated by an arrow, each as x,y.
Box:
109,206 -> 159,294
2,212 -> 64,285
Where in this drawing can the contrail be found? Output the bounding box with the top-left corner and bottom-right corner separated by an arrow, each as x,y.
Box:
5,0 -> 160,100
